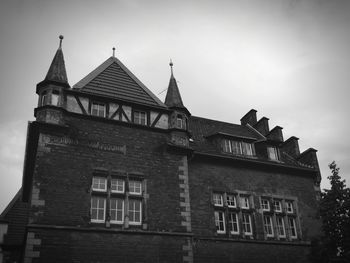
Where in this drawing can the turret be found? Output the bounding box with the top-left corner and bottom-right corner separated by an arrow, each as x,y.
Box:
164,60 -> 191,147
35,35 -> 70,125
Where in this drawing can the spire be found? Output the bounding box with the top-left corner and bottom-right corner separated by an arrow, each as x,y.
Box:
165,60 -> 185,108
44,35 -> 68,84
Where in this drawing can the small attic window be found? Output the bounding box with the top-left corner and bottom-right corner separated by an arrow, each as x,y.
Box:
91,102 -> 106,118
134,110 -> 147,125
51,90 -> 59,106
267,146 -> 279,161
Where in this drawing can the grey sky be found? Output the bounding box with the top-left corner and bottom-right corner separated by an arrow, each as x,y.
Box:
1,0 -> 350,211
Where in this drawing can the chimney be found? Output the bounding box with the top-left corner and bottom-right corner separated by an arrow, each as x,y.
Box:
281,136 -> 300,158
267,126 -> 284,142
240,109 -> 257,126
253,117 -> 269,136
298,148 -> 321,187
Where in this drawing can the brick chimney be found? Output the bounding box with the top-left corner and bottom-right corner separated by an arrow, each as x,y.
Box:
253,117 -> 269,136
281,136 -> 300,158
267,126 -> 284,142
240,109 -> 257,126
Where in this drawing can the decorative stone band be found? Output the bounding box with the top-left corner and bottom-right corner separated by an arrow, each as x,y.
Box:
40,134 -> 126,154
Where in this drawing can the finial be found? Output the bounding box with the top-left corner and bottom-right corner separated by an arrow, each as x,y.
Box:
112,47 -> 116,57
169,59 -> 174,76
59,35 -> 64,48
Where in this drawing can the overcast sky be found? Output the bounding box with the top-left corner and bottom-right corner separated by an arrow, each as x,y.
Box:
1,0 -> 350,212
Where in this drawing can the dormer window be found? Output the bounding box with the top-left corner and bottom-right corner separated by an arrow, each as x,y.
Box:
91,102 -> 106,117
267,146 -> 279,161
222,139 -> 255,157
134,110 -> 147,125
51,90 -> 60,106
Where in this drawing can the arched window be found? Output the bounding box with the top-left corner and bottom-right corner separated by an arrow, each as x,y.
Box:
51,90 -> 59,106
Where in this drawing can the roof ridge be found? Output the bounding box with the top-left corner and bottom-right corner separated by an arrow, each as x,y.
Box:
190,115 -> 243,127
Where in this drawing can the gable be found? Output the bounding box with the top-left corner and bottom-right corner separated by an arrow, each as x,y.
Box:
73,57 -> 166,108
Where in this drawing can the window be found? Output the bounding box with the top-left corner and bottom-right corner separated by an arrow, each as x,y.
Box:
129,199 -> 142,225
92,177 -> 107,192
176,115 -> 186,129
110,198 -> 124,224
90,176 -> 143,226
229,212 -> 239,234
111,178 -> 125,193
263,216 -> 274,237
276,217 -> 286,238
51,90 -> 59,106
214,211 -> 226,233
240,196 -> 250,209
91,197 -> 106,223
222,139 -> 254,157
226,195 -> 236,208
129,180 -> 142,195
267,146 -> 279,161
242,213 -> 253,235
134,110 -> 147,125
261,199 -> 270,211
286,201 -> 294,213
288,217 -> 297,238
91,102 -> 106,117
213,193 -> 223,207
273,200 -> 282,213
41,91 -> 49,106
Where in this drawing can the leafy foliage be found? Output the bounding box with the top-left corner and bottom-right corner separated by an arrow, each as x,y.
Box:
312,162 -> 350,262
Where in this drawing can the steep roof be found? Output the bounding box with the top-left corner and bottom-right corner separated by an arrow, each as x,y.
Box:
45,47 -> 68,84
165,74 -> 184,108
73,57 -> 166,108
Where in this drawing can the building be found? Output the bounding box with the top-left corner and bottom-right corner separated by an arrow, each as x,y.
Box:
0,36 -> 322,263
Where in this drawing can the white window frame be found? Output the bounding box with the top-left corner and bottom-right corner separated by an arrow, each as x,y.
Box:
242,142 -> 254,156
90,197 -> 106,223
213,193 -> 223,207
91,102 -> 106,117
214,211 -> 226,234
111,178 -> 125,193
273,200 -> 282,213
222,139 -> 232,153
267,146 -> 279,161
261,199 -> 270,211
240,196 -> 250,209
231,141 -> 242,155
129,180 -> 142,195
129,199 -> 142,225
226,194 -> 236,208
134,110 -> 147,125
242,213 -> 253,235
276,216 -> 286,238
288,217 -> 298,239
110,198 -> 124,224
286,201 -> 294,214
92,177 -> 107,192
263,215 -> 274,237
229,212 -> 239,234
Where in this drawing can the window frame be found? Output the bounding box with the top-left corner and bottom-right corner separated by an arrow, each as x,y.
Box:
128,199 -> 142,225
286,201 -> 294,214
261,199 -> 270,211
267,146 -> 279,161
242,213 -> 253,236
226,194 -> 237,208
110,198 -> 124,224
111,178 -> 125,194
129,180 -> 142,195
214,211 -> 226,234
276,216 -> 286,238
288,217 -> 298,239
229,212 -> 239,235
91,102 -> 106,118
92,176 -> 107,192
240,196 -> 250,209
213,193 -> 224,207
273,200 -> 282,213
90,196 -> 106,223
133,110 -> 147,125
263,215 -> 274,237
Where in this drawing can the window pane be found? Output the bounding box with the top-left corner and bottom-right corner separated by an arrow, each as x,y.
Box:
242,214 -> 252,234
129,199 -> 141,224
231,141 -> 241,154
267,146 -> 278,160
226,195 -> 236,207
92,177 -> 107,191
129,180 -> 142,195
91,197 -> 105,222
242,142 -> 254,156
214,211 -> 225,233
223,139 -> 232,153
213,194 -> 223,206
240,197 -> 249,209
51,94 -> 59,106
229,213 -> 239,234
111,179 -> 124,193
264,216 -> 274,236
276,217 -> 286,237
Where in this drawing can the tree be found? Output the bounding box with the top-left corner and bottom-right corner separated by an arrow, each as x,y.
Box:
313,161 -> 350,262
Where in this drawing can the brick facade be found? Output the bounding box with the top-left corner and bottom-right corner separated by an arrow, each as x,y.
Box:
0,39 -> 322,262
